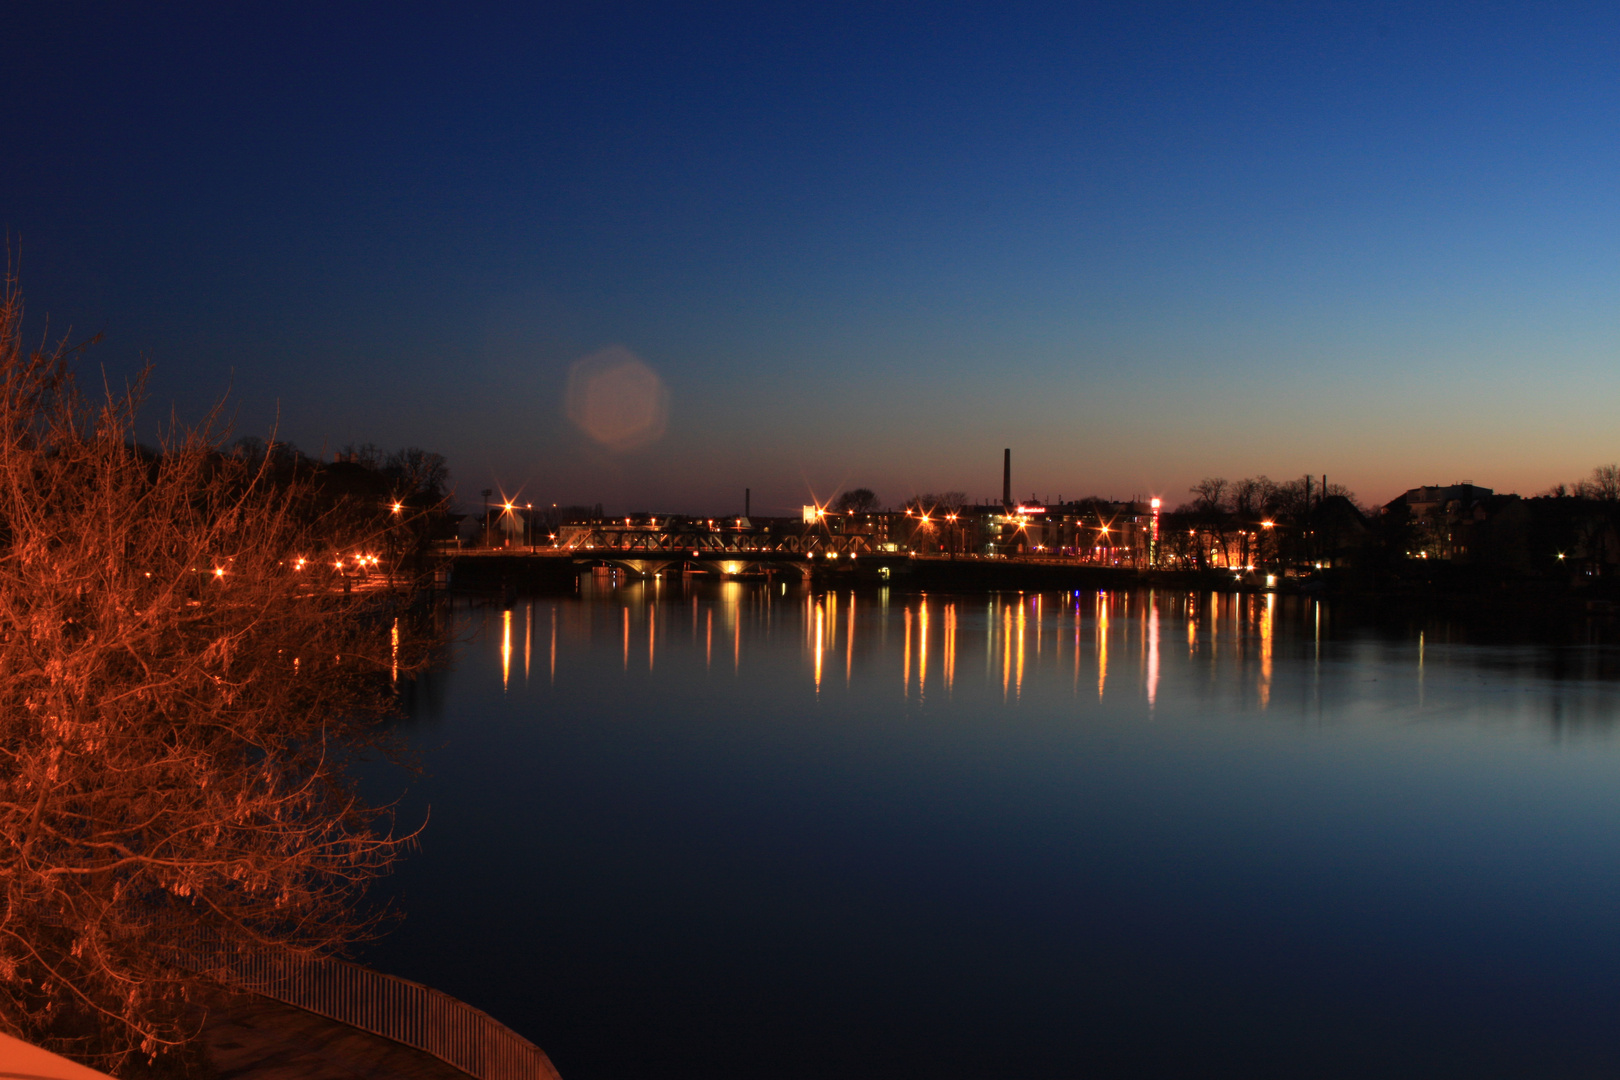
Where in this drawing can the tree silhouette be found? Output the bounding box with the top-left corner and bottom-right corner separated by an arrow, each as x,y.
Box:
835,487 -> 879,513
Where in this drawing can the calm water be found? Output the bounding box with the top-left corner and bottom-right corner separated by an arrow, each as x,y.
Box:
365,580 -> 1620,1079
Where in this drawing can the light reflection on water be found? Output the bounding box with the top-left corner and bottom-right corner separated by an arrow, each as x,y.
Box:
471,580 -> 1620,734
374,578 -> 1620,1080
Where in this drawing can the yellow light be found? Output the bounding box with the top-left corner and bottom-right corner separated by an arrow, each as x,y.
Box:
1262,520 -> 1274,529
213,568 -> 225,578
392,502 -> 403,513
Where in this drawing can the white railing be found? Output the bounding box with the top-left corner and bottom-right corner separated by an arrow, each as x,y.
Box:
203,945 -> 561,1080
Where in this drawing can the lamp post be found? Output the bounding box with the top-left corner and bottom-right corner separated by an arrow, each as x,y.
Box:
388,499 -> 403,589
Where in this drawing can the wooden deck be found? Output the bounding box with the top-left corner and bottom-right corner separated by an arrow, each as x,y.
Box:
201,992 -> 477,1080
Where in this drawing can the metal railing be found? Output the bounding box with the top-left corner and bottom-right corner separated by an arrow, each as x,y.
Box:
201,944 -> 561,1080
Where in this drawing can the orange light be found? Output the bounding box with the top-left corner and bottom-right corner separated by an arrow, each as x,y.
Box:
392,502 -> 403,513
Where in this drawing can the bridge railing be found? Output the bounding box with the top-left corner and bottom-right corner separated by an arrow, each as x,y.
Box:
565,526 -> 889,556
189,941 -> 560,1080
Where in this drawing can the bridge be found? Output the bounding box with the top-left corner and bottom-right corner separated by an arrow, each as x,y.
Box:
559,521 -> 894,578
450,520 -> 906,583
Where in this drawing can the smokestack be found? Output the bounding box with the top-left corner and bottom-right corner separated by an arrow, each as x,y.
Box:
745,488 -> 751,518
1003,449 -> 1011,509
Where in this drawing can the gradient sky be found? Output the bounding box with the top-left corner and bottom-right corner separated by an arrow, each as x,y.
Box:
6,3 -> 1620,515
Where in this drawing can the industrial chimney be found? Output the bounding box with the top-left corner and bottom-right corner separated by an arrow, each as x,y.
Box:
1003,449 -> 1011,510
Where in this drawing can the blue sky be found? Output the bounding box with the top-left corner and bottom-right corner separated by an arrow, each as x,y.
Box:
6,3 -> 1620,513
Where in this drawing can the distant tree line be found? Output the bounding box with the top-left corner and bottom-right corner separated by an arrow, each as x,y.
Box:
1544,463 -> 1620,501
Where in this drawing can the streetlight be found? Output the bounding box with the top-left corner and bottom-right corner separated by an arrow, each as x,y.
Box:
387,500 -> 403,589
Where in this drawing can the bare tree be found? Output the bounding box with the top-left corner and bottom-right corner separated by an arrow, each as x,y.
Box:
0,279 -> 433,1069
903,491 -> 967,514
834,487 -> 879,514
1190,477 -> 1227,512
1575,464 -> 1620,501
1185,478 -> 1234,567
1227,476 -> 1278,567
384,447 -> 451,504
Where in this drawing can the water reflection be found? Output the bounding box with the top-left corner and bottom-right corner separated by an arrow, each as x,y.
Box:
501,608 -> 511,691
456,579 -> 1620,734
1096,592 -> 1108,700
1259,592 -> 1273,709
392,582 -> 1620,1080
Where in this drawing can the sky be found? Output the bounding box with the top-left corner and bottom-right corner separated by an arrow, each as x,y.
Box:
5,2 -> 1620,515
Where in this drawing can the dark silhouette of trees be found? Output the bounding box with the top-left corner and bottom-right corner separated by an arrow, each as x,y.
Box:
834,487 -> 879,514
902,491 -> 967,514
0,280 -> 435,1069
1575,464 -> 1620,501
1176,475 -> 1363,570
384,447 -> 451,506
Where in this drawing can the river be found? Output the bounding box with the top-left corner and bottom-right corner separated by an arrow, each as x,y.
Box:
363,578 -> 1620,1078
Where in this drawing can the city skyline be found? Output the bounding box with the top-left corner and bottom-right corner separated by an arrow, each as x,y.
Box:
6,4 -> 1620,514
